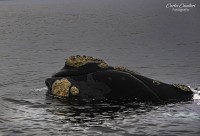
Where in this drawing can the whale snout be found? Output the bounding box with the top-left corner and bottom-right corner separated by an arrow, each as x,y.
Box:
45,77 -> 80,97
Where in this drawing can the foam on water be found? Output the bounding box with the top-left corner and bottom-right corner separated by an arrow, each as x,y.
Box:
190,86 -> 200,100
33,87 -> 48,92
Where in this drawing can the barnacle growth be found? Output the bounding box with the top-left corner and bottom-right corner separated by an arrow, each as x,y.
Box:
52,78 -> 71,97
98,62 -> 109,69
70,86 -> 79,95
65,55 -> 107,68
115,66 -> 140,75
172,84 -> 191,92
153,80 -> 161,85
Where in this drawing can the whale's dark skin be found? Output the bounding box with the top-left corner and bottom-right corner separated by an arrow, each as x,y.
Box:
45,55 -> 193,103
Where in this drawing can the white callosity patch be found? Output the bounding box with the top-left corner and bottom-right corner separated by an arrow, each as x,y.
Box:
65,55 -> 106,68
70,86 -> 79,96
153,80 -> 161,85
52,78 -> 80,97
114,66 -> 141,75
98,62 -> 109,69
52,78 -> 71,97
172,84 -> 192,92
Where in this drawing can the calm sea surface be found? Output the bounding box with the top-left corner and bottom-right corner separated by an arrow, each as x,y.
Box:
0,0 -> 200,135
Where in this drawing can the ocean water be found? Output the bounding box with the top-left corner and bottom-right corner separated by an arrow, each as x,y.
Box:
0,0 -> 200,135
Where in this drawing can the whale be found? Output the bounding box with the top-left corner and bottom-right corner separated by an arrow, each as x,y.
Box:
45,55 -> 193,103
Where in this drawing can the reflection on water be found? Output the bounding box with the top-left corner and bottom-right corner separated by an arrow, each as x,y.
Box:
0,88 -> 200,135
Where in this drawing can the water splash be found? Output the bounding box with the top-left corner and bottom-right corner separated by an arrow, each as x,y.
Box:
33,87 -> 48,92
190,86 -> 200,100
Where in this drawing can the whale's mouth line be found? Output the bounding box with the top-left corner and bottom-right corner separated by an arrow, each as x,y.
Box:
45,79 -> 53,94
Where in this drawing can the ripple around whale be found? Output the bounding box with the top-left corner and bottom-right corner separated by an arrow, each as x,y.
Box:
45,55 -> 194,103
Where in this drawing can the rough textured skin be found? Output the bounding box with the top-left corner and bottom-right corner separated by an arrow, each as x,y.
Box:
45,55 -> 193,102
65,55 -> 106,68
52,78 -> 71,97
49,78 -> 80,97
114,66 -> 141,75
70,86 -> 79,95
172,84 -> 192,92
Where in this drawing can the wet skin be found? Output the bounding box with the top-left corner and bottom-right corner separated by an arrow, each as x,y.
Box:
45,55 -> 193,103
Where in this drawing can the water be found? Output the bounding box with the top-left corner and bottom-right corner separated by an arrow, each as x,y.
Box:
0,0 -> 200,135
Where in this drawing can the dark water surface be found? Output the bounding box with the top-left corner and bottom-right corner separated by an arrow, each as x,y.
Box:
0,0 -> 200,135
